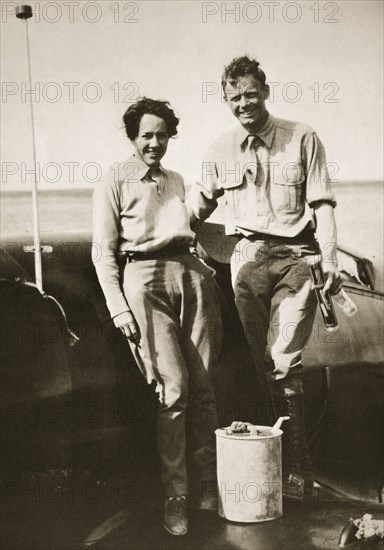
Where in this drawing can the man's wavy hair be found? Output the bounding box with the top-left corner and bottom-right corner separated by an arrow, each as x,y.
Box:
221,55 -> 267,91
123,97 -> 179,140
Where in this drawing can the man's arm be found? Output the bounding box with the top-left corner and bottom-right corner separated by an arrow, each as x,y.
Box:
303,131 -> 342,294
312,202 -> 343,294
186,154 -> 224,229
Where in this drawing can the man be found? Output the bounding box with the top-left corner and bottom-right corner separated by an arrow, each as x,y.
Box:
93,98 -> 222,535
188,56 -> 342,500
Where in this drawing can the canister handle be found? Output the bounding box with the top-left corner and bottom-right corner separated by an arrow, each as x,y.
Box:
272,416 -> 290,430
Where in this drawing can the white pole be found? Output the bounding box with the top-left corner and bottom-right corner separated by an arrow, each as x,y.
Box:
16,5 -> 43,293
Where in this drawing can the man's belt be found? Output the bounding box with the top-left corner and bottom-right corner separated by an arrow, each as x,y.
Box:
244,227 -> 316,243
118,242 -> 191,262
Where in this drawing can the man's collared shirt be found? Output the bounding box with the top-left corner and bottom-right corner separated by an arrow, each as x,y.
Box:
188,114 -> 337,237
93,155 -> 194,318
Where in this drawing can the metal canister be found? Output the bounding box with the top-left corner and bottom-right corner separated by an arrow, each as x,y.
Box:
215,425 -> 283,523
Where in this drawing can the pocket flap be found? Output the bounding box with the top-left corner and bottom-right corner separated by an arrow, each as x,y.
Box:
272,164 -> 304,185
273,178 -> 301,187
221,177 -> 244,190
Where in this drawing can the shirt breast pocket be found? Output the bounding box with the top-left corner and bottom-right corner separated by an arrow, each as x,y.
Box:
222,177 -> 247,218
271,177 -> 304,213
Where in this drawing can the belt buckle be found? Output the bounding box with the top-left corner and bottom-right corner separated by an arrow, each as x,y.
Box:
127,251 -> 136,263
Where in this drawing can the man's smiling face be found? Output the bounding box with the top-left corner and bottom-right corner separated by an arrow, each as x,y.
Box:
224,74 -> 269,133
132,113 -> 169,167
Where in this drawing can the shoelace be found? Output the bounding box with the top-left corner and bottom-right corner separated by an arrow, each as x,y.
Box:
167,496 -> 186,516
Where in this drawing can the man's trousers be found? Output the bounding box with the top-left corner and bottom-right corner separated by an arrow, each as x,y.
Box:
230,235 -> 320,395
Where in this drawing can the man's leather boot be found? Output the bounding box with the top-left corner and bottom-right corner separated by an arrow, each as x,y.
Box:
163,496 -> 188,536
197,480 -> 218,511
274,391 -> 310,502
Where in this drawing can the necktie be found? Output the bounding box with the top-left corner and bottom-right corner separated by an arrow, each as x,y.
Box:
245,135 -> 268,229
148,167 -> 164,195
245,135 -> 264,185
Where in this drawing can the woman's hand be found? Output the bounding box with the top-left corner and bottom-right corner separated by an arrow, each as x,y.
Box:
113,311 -> 141,346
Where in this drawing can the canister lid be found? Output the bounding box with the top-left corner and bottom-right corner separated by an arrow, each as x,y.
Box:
215,426 -> 283,440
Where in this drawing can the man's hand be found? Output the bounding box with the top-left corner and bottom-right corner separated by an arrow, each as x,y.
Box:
113,311 -> 141,345
312,202 -> 343,295
322,263 -> 343,295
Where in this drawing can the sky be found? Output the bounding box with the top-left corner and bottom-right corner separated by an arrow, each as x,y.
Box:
1,0 -> 383,189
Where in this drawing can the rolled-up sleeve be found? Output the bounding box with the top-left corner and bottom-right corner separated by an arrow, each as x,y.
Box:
303,132 -> 337,207
187,147 -> 224,222
92,175 -> 129,318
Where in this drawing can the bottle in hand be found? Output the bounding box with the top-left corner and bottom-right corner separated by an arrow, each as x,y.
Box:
333,288 -> 357,317
310,262 -> 339,332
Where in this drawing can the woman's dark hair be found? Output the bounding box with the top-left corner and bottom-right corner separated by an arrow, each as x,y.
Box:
123,97 -> 179,140
221,55 -> 267,90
